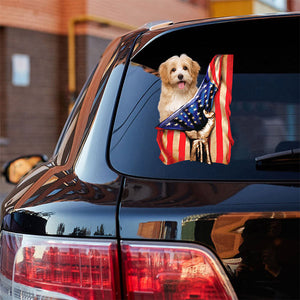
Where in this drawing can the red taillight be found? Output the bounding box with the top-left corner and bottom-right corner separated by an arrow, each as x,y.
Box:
121,241 -> 237,300
0,230 -> 22,280
0,231 -> 121,299
0,232 -> 236,300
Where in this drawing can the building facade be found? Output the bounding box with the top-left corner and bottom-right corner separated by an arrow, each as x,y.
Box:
0,0 -> 207,165
210,0 -> 299,17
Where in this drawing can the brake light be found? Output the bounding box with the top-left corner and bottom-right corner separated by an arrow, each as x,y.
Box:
0,231 -> 237,300
0,231 -> 121,300
121,241 -> 237,300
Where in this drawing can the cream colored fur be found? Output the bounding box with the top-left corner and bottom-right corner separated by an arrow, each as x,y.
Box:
158,54 -> 200,122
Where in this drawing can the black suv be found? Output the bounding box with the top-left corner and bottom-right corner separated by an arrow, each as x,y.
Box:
1,14 -> 299,300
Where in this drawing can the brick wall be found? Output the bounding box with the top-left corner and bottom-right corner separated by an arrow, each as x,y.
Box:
87,0 -> 206,27
0,0 -> 207,36
0,27 -> 113,165
0,0 -> 64,34
0,28 -> 6,139
0,27 -> 113,166
0,28 -> 66,162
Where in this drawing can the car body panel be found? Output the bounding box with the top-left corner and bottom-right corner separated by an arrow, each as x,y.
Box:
120,179 -> 300,298
2,169 -> 122,237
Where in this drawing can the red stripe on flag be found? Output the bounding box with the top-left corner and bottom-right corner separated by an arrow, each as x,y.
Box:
166,130 -> 175,164
178,131 -> 187,161
214,56 -> 224,163
156,129 -> 188,164
156,128 -> 165,163
210,56 -> 218,85
214,94 -> 224,163
225,55 -> 234,163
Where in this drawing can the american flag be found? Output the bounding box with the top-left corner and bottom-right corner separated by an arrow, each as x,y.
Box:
157,72 -> 218,131
156,54 -> 234,165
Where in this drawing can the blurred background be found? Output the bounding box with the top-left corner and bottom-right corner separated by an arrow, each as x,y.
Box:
0,0 -> 299,197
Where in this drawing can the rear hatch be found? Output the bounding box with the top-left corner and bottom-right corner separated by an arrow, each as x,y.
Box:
109,15 -> 300,299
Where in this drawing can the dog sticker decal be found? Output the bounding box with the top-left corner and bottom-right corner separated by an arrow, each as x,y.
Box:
156,54 -> 234,165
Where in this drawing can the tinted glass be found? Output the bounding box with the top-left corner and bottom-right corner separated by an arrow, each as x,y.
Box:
54,37 -> 122,164
109,17 -> 300,180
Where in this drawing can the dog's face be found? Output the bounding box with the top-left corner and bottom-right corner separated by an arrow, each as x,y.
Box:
159,54 -> 200,92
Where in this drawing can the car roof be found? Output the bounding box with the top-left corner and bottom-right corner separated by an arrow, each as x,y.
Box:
130,13 -> 299,72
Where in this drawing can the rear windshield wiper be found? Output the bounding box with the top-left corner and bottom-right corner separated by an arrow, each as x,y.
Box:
255,148 -> 300,171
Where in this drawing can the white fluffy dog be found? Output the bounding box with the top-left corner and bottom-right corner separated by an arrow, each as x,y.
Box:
158,54 -> 201,122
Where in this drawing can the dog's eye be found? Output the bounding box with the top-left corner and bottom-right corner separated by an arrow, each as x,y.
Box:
171,68 -> 176,72
183,66 -> 188,70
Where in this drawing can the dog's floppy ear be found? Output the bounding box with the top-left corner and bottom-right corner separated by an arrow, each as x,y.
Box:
191,60 -> 201,80
159,61 -> 169,84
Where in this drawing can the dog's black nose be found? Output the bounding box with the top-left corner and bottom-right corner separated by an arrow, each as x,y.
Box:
178,74 -> 183,80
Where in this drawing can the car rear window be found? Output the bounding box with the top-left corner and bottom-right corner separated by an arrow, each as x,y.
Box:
109,16 -> 299,180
